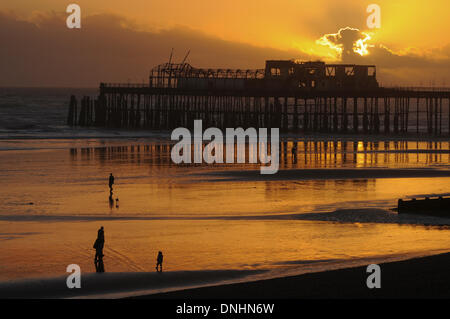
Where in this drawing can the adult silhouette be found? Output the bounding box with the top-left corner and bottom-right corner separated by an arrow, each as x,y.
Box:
93,226 -> 105,273
109,173 -> 115,193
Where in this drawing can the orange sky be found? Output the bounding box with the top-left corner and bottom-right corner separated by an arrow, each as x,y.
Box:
1,0 -> 449,86
6,0 -> 449,50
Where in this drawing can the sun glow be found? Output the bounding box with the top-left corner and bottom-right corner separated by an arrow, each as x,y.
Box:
316,33 -> 344,56
353,32 -> 374,56
316,27 -> 375,59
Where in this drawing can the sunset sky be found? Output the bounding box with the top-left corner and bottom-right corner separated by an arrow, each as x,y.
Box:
1,0 -> 449,86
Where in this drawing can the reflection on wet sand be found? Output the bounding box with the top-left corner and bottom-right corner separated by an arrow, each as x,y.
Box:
51,139 -> 450,217
70,140 -> 450,170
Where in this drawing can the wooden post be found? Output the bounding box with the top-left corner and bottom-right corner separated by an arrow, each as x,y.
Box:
353,97 -> 358,133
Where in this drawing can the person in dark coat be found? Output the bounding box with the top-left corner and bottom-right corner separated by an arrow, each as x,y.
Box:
93,226 -> 105,272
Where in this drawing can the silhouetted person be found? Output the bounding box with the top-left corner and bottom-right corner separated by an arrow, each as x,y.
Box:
109,173 -> 115,193
156,251 -> 163,272
93,226 -> 105,273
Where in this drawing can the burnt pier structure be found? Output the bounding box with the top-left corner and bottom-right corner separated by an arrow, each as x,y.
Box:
68,60 -> 450,135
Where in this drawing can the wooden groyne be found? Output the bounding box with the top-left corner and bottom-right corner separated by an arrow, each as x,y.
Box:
398,196 -> 450,217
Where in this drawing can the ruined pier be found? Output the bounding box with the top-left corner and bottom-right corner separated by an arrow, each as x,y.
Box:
68,60 -> 450,135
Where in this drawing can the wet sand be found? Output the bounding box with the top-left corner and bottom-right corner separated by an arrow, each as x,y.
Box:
2,252 -> 448,299
0,270 -> 265,299
140,252 -> 450,299
201,168 -> 450,182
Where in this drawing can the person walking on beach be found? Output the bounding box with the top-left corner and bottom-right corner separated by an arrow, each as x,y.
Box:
108,173 -> 115,193
93,226 -> 105,273
156,251 -> 163,272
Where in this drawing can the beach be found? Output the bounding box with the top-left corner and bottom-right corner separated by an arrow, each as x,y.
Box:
1,252 -> 448,298
1,135 -> 450,297
1,134 -> 450,298
1,88 -> 450,298
143,252 -> 450,299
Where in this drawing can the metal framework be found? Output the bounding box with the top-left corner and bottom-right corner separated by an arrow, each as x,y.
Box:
149,62 -> 265,89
